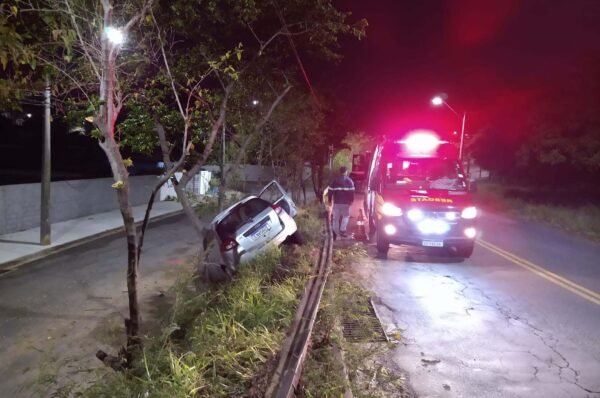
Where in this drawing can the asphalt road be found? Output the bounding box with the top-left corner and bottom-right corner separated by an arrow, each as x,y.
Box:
0,215 -> 201,397
348,198 -> 600,398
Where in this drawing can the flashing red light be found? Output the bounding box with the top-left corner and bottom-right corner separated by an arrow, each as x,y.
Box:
399,131 -> 443,155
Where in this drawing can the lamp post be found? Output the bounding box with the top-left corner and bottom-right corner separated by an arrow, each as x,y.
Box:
105,26 -> 125,45
431,95 -> 467,160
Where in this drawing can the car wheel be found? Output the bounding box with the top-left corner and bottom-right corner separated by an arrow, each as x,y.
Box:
284,230 -> 305,246
376,228 -> 389,258
454,243 -> 474,258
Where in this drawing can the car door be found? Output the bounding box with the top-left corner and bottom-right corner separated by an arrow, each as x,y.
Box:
258,180 -> 297,217
366,145 -> 382,228
234,198 -> 285,254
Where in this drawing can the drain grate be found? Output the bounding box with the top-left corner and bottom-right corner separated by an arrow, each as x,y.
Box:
342,298 -> 388,343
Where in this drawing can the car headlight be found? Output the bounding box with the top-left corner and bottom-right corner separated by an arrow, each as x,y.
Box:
461,206 -> 477,219
407,209 -> 424,222
382,202 -> 403,217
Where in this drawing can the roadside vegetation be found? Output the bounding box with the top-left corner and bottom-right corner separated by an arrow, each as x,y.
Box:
50,205 -> 320,397
300,245 -> 411,398
476,181 -> 600,242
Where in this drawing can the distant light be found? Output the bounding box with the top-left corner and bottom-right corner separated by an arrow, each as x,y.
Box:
431,96 -> 443,106
400,131 -> 441,155
252,99 -> 259,106
105,26 -> 125,45
26,113 -> 32,118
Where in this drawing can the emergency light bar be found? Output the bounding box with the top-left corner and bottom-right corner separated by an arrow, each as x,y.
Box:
396,130 -> 446,155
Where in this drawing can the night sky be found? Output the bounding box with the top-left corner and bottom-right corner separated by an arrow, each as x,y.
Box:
3,1 -> 600,184
328,0 -> 600,137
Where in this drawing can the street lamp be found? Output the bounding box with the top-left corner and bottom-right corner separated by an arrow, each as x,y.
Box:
431,96 -> 443,106
431,95 -> 467,160
105,26 -> 125,45
251,99 -> 259,106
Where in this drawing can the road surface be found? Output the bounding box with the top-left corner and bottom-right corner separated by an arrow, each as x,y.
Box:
0,215 -> 201,397
347,197 -> 600,398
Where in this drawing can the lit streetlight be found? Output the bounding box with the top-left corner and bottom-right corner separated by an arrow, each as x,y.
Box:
251,99 -> 259,106
431,95 -> 467,160
431,96 -> 443,106
105,26 -> 125,45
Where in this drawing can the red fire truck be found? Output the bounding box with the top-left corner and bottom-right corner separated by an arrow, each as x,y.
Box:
363,130 -> 477,258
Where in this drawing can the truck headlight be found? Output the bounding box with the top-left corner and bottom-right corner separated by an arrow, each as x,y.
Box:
461,206 -> 477,219
382,202 -> 403,217
407,209 -> 424,222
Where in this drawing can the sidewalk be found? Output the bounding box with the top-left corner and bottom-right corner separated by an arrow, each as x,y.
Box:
0,201 -> 183,271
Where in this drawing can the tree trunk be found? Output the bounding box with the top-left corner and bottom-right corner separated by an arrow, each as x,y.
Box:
311,162 -> 324,199
173,178 -> 205,240
98,137 -> 140,356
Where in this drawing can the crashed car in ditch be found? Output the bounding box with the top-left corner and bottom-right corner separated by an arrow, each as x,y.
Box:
206,180 -> 303,274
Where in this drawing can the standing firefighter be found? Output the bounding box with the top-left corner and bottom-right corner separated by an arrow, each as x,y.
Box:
327,166 -> 355,239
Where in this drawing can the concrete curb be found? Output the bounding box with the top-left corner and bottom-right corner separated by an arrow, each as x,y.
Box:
0,209 -> 185,275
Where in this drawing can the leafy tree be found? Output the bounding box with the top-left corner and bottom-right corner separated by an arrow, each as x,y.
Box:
0,0 -> 365,366
117,0 -> 366,234
1,0 -> 158,364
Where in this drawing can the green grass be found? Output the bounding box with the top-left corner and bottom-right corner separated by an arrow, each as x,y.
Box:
83,209 -> 321,398
295,204 -> 325,244
83,245 -> 313,398
476,182 -> 600,242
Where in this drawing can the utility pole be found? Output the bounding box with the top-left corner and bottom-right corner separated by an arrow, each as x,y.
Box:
459,111 -> 466,161
218,118 -> 226,210
40,76 -> 51,245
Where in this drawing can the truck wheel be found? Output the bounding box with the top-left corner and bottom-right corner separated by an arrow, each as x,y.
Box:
376,229 -> 389,258
454,243 -> 474,258
367,214 -> 376,241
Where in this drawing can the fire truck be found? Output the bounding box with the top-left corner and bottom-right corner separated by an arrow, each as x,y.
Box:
363,130 -> 477,258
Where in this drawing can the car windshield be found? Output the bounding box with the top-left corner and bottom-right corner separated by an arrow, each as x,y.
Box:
216,198 -> 271,239
383,157 -> 467,191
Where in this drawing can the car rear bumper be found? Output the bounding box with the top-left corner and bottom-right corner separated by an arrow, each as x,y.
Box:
221,215 -> 297,270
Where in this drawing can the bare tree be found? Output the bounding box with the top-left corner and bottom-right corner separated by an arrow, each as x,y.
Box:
14,0 -> 154,365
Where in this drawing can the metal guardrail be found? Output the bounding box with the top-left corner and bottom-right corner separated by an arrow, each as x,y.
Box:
266,209 -> 334,398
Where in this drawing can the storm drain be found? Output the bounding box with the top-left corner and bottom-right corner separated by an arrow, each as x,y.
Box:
342,298 -> 388,343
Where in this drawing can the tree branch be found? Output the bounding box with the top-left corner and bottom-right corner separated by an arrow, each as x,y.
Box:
180,83 -> 233,186
64,0 -> 101,81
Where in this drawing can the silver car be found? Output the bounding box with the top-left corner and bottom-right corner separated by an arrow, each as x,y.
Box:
209,181 -> 301,273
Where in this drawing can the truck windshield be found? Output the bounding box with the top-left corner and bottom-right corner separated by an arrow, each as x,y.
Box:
383,158 -> 467,191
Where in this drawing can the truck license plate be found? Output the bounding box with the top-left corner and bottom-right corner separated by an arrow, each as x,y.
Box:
422,240 -> 443,247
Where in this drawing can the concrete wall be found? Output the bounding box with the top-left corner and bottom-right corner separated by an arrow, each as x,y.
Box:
0,176 -> 158,235
203,164 -> 276,183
